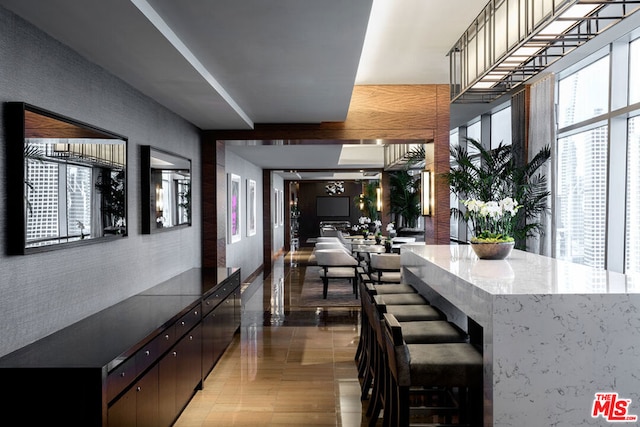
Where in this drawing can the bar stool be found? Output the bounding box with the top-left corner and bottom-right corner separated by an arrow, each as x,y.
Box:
366,311 -> 468,426
362,289 -> 448,424
373,293 -> 429,306
369,253 -> 402,284
366,282 -> 416,295
355,282 -> 416,370
382,313 -> 483,426
358,281 -> 428,400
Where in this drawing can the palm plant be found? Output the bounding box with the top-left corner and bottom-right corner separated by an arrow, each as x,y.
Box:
95,169 -> 126,227
388,170 -> 421,228
446,138 -> 551,249
354,180 -> 380,221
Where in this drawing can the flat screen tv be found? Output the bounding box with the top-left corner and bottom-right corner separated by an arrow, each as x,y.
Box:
316,196 -> 350,217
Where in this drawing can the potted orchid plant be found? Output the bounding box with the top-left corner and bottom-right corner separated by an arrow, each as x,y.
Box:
352,216 -> 372,238
463,198 -> 521,259
445,137 -> 551,252
352,216 -> 382,238
463,198 -> 520,243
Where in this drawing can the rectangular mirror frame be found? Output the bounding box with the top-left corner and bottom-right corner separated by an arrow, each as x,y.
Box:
5,102 -> 128,255
141,145 -> 192,234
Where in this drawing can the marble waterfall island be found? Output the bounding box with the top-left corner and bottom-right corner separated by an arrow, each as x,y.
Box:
400,244 -> 640,427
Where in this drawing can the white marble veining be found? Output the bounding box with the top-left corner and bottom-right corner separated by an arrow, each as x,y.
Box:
401,244 -> 640,427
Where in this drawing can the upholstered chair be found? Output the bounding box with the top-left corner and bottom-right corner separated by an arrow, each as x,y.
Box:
369,253 -> 402,284
390,236 -> 416,253
314,249 -> 359,298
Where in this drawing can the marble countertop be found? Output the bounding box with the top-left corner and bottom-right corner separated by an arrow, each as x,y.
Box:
401,244 -> 638,295
401,243 -> 640,426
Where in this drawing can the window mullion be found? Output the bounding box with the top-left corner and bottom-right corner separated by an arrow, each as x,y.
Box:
607,116 -> 628,273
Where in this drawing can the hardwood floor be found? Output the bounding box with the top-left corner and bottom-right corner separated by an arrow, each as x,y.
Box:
174,248 -> 372,427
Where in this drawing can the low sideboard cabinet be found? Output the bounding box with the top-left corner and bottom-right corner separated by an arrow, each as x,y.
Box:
0,267 -> 241,426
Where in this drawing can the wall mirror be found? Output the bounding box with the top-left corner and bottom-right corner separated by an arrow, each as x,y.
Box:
141,146 -> 191,234
6,103 -> 128,254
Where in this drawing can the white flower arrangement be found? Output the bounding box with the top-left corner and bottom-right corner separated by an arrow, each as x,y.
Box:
463,197 -> 520,243
386,222 -> 395,232
352,216 -> 373,234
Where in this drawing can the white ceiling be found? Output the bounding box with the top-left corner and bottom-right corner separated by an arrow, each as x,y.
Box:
0,0 -> 489,179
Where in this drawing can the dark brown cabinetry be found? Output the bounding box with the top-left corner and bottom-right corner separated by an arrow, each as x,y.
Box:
202,271 -> 241,378
156,324 -> 203,426
0,267 -> 240,427
108,364 -> 159,427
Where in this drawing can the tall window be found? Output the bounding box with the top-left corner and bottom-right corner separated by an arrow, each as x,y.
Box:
628,39 -> 640,104
466,120 -> 481,155
556,126 -> 608,267
555,33 -> 640,274
490,107 -> 512,148
556,56 -> 610,269
558,56 -> 609,128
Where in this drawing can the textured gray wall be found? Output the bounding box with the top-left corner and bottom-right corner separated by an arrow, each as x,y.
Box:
0,6 -> 202,357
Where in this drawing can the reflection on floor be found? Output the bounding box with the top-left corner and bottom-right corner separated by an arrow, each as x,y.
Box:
174,248 -> 371,427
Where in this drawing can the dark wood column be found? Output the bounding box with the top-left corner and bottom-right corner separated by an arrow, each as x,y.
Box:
201,139 -> 226,268
262,170 -> 273,275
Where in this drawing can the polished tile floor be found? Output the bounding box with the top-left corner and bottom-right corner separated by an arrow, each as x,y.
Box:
174,248 -> 373,427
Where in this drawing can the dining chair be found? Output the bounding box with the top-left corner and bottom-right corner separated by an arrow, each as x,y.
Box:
369,253 -> 402,284
314,249 -> 360,299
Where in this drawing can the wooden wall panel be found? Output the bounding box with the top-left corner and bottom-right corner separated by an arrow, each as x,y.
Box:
434,85 -> 451,244
337,85 -> 442,131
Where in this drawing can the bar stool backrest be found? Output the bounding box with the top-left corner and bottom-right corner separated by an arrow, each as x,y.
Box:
369,253 -> 401,271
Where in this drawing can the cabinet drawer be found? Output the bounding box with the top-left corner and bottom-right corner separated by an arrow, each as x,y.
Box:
107,356 -> 136,402
175,304 -> 201,338
202,293 -> 219,316
158,323 -> 177,355
203,284 -> 234,315
135,336 -> 160,375
229,273 -> 240,289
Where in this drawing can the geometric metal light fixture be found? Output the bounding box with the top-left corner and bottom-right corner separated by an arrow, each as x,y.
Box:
449,0 -> 640,104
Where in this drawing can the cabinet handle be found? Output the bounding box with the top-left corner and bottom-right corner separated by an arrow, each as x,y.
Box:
194,311 -> 198,316
164,334 -> 170,340
172,351 -> 177,357
145,350 -> 150,356
206,301 -> 211,306
189,335 -> 193,340
181,321 -> 185,326
120,372 -> 126,378
137,386 -> 141,392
